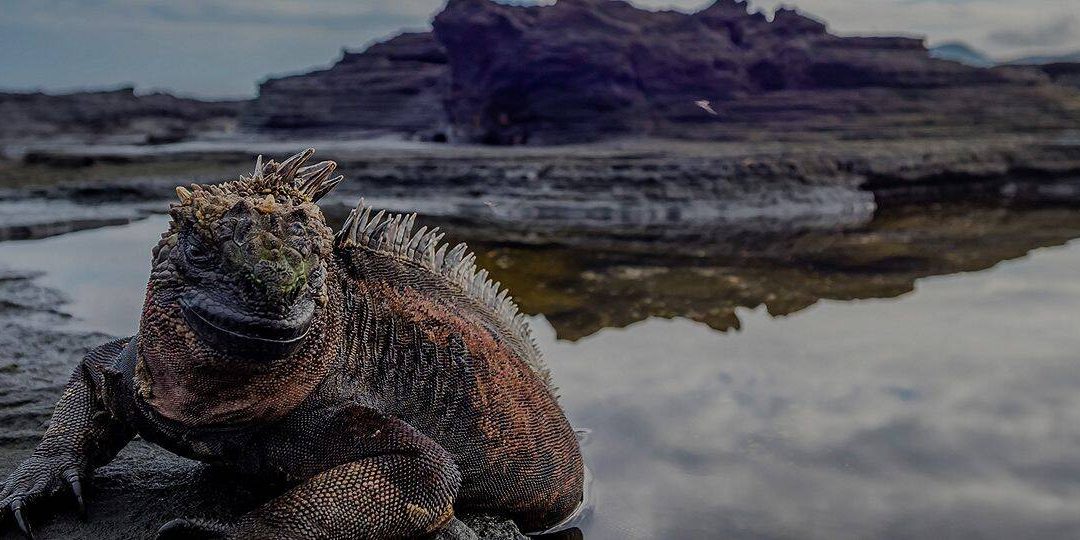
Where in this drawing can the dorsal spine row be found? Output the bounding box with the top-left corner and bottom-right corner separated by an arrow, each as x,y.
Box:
336,199 -> 551,387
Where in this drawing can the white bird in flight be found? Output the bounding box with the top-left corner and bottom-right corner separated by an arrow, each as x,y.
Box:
694,100 -> 718,115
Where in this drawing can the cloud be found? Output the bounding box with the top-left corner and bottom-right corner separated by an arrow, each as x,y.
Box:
987,15 -> 1076,48
3,0 -> 1080,96
750,0 -> 1080,59
132,0 -> 439,31
0,0 -> 439,97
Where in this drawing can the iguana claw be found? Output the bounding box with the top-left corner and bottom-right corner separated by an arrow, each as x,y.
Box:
63,472 -> 85,519
11,498 -> 34,540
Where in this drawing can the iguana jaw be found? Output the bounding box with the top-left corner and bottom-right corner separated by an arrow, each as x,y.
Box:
179,291 -> 314,359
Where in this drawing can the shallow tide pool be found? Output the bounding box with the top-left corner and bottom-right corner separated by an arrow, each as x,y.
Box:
4,208 -> 1080,539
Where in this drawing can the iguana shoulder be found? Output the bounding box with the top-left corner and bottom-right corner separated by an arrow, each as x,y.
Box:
332,199 -> 552,389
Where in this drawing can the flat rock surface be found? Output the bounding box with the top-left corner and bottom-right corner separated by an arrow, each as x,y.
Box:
4,135 -> 1077,247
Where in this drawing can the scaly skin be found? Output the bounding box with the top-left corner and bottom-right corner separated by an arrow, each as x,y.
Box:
0,150 -> 584,539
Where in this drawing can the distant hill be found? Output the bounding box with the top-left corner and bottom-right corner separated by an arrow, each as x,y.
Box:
929,43 -> 1080,68
929,42 -> 995,67
1005,51 -> 1080,66
998,50 -> 1080,89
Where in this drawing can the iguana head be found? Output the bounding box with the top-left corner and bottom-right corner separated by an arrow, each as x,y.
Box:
144,149 -> 342,361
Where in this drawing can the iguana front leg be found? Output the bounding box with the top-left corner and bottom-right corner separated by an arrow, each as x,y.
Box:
159,406 -> 465,539
1,340 -> 136,538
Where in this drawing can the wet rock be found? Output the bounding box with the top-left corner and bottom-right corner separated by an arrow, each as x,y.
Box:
0,159 -> 245,241
310,136 -> 1080,248
0,179 -> 174,241
459,514 -> 530,539
4,135 -> 1080,246
0,200 -> 148,242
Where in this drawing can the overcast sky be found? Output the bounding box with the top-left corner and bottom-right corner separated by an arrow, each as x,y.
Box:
2,0 -> 1077,98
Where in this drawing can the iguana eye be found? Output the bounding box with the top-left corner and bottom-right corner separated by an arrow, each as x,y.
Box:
232,219 -> 252,247
184,237 -> 215,267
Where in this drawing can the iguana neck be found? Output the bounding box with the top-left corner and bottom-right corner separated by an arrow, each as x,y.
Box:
133,273 -> 344,428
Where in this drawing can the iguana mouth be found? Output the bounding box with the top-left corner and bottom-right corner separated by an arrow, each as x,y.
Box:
179,292 -> 313,359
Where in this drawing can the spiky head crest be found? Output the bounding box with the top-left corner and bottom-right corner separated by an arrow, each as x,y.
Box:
175,147 -> 341,203
168,148 -> 343,232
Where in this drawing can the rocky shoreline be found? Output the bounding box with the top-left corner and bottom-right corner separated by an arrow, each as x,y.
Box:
4,1 -> 1080,536
3,134 -> 1078,248
2,131 -> 1078,538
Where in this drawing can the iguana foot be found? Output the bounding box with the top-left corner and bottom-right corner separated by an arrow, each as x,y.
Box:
156,517 -> 231,539
1,452 -> 86,539
156,516 -> 486,540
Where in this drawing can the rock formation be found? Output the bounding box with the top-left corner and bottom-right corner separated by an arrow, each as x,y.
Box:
1024,63 -> 1080,89
432,0 -> 1073,143
0,87 -> 242,144
3,2 -> 1077,147
241,32 -> 448,135
246,0 -> 1079,144
248,0 -> 1075,144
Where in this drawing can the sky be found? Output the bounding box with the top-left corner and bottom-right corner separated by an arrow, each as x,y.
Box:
1,0 -> 1077,98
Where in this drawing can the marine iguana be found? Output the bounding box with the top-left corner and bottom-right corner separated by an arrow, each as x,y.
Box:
0,149 -> 585,539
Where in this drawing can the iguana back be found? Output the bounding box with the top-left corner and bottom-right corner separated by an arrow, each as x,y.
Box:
332,202 -> 584,531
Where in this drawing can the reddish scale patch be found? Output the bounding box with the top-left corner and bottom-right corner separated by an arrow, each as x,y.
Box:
356,276 -> 583,531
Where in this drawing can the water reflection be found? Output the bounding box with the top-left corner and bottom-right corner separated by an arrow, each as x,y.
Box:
545,242 -> 1080,538
4,202 -> 1080,538
470,204 -> 1080,340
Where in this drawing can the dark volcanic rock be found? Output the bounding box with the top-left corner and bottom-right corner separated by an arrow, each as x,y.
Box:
1021,62 -> 1080,89
242,0 -> 1078,144
430,0 -> 1077,144
0,88 -> 243,144
243,32 -> 449,135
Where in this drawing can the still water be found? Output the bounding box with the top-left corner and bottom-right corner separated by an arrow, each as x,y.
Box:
4,205 -> 1080,539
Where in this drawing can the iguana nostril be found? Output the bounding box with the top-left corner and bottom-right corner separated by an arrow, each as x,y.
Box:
249,252 -> 309,303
